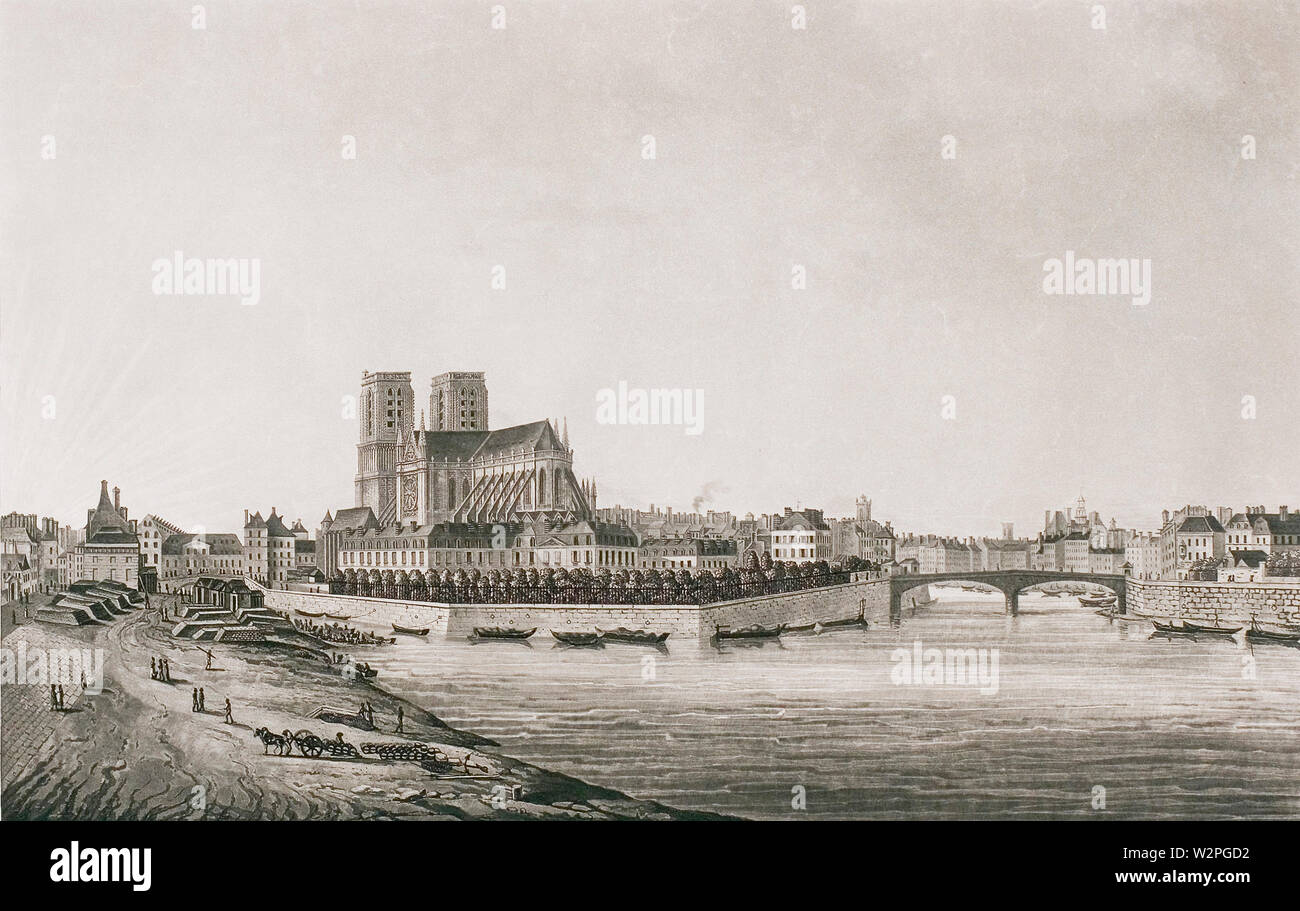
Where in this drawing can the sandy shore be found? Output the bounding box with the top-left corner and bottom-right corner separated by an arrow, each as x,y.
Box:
2,596 -> 723,820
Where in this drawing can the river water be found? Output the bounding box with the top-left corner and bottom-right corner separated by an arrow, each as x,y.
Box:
346,589 -> 1300,819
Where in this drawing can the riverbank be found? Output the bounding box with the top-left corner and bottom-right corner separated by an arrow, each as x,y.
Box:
1,595 -> 725,820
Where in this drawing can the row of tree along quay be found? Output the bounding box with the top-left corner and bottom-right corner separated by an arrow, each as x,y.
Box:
328,555 -> 884,604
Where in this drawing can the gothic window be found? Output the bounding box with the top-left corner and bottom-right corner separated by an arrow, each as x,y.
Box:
448,476 -> 456,506
538,468 -> 546,505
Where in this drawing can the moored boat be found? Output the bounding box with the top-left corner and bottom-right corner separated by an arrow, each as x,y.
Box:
471,627 -> 536,640
296,609 -> 325,618
1181,621 -> 1243,635
716,624 -> 785,640
1153,620 -> 1241,636
326,612 -> 353,621
392,623 -> 430,636
552,630 -> 603,646
1079,594 -> 1117,608
597,627 -> 670,644
1246,619 -> 1300,644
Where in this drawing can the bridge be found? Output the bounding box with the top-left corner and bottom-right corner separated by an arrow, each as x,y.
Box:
890,570 -> 1126,616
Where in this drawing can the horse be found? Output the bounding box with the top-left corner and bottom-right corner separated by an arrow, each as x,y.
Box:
253,727 -> 290,755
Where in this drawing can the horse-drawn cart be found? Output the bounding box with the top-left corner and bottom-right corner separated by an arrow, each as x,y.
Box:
290,729 -> 360,758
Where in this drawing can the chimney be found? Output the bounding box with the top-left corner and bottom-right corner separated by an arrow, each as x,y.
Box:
113,486 -> 120,511
244,509 -> 249,525
1282,506 -> 1290,521
1162,509 -> 1170,526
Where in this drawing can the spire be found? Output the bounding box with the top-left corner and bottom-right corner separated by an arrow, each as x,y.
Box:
419,409 -> 426,432
562,416 -> 569,449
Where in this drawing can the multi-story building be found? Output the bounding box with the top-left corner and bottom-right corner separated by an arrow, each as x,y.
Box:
138,514 -> 185,571
1158,506 -> 1226,580
1124,531 -> 1160,580
2,554 -> 36,601
243,508 -> 297,587
770,508 -> 831,562
160,532 -> 245,581
639,537 -> 737,571
1223,506 -> 1300,555
336,516 -> 641,576
75,481 -> 140,586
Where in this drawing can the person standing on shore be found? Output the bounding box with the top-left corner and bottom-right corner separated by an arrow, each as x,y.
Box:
50,684 -> 58,710
198,687 -> 205,712
192,688 -> 199,712
151,658 -> 157,680
223,698 -> 233,724
56,684 -> 64,709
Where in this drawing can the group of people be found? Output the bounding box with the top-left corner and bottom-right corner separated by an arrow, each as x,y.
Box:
151,656 -> 172,682
293,618 -> 390,646
192,687 -> 234,723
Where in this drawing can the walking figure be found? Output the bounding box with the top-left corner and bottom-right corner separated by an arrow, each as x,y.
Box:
162,658 -> 170,682
223,698 -> 233,724
50,684 -> 58,710
192,687 -> 199,712
395,706 -> 404,733
151,658 -> 158,680
204,648 -> 213,670
198,687 -> 205,712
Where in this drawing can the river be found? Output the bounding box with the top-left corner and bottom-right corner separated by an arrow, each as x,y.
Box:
344,588 -> 1300,819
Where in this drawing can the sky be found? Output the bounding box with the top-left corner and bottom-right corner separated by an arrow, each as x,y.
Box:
2,1 -> 1296,538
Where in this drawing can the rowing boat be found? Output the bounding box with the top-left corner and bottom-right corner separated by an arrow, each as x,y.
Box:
392,623 -> 430,636
716,624 -> 785,640
472,627 -> 536,640
552,630 -> 602,646
1153,621 -> 1241,636
597,627 -> 670,644
1246,619 -> 1300,644
296,609 -> 325,618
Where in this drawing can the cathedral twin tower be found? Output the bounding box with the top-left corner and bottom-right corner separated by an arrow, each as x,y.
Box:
354,370 -> 596,530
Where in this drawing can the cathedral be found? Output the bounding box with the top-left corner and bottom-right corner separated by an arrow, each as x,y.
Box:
354,370 -> 597,528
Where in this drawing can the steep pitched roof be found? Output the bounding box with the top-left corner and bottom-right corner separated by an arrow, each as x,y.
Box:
1177,515 -> 1225,534
87,480 -> 136,544
264,509 -> 294,538
330,507 -> 379,531
421,420 -> 559,463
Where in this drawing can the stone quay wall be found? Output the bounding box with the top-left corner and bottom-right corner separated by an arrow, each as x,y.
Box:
1126,578 -> 1300,625
701,578 -> 890,635
251,577 -> 891,639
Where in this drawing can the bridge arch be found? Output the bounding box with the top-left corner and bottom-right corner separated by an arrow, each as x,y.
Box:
890,571 -> 1126,617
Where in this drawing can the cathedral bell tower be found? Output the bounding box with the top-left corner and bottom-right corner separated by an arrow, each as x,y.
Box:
355,370 -> 414,526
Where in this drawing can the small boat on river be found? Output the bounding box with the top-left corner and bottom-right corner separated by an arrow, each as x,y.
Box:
552,630 -> 603,646
1246,619 -> 1300,644
597,627 -> 670,644
1079,594 -> 1117,608
392,623 -> 430,636
715,624 -> 785,640
296,609 -> 326,618
1153,621 -> 1241,636
471,627 -> 536,640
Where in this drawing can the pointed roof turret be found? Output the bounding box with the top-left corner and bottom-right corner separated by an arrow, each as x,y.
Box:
265,508 -> 293,538
320,510 -> 334,526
